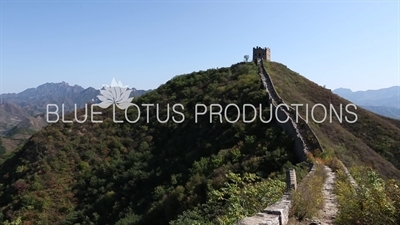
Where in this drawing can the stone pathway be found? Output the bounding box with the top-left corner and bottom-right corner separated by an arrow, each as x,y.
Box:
319,166 -> 338,225
287,165 -> 339,225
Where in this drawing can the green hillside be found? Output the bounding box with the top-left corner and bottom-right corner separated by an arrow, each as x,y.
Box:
0,61 -> 399,225
0,62 -> 309,225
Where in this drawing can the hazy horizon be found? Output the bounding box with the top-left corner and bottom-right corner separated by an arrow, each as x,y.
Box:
1,79 -> 399,96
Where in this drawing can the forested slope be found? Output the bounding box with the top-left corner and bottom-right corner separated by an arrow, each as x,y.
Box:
0,62 -> 306,225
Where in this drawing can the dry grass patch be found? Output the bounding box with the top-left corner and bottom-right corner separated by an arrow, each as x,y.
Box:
290,164 -> 327,221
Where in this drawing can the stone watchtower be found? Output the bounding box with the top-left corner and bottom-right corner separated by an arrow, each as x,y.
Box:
253,46 -> 271,62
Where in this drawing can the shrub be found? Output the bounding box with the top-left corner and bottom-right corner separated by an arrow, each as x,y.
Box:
209,172 -> 286,224
335,166 -> 400,225
170,172 -> 286,225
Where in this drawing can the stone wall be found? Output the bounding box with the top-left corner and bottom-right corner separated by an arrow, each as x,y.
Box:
256,58 -> 324,161
236,166 -> 316,225
338,160 -> 359,189
236,194 -> 291,225
235,59 -> 323,225
258,59 -> 357,191
286,169 -> 297,191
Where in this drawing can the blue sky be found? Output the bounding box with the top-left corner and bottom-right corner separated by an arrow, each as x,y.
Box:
0,0 -> 399,94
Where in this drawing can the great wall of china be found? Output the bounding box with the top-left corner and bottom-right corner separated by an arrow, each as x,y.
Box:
236,58 -> 357,225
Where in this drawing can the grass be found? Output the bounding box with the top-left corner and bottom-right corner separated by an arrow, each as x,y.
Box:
290,163 -> 327,221
265,61 -> 400,180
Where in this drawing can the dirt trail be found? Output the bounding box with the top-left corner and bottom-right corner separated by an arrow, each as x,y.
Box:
319,166 -> 338,225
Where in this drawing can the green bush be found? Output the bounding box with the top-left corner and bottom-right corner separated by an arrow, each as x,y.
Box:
335,166 -> 400,225
171,172 -> 286,225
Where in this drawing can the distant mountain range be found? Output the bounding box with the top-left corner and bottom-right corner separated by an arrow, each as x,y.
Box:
333,86 -> 400,119
1,81 -> 149,115
0,82 -> 150,150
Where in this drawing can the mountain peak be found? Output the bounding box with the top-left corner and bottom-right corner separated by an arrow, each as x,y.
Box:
333,87 -> 353,93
